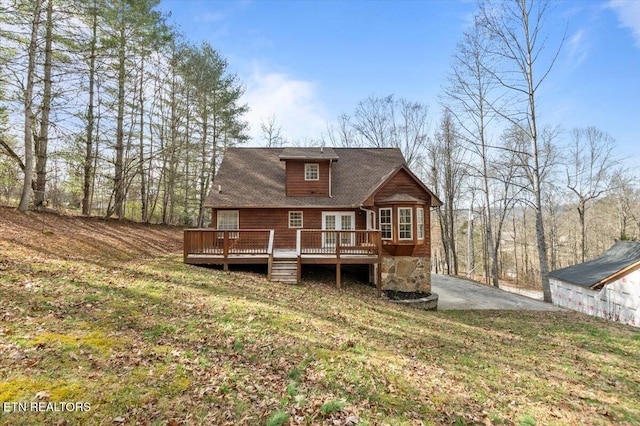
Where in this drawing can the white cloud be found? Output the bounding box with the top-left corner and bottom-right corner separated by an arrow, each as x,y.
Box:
196,12 -> 226,23
608,0 -> 640,47
567,28 -> 589,66
242,67 -> 329,146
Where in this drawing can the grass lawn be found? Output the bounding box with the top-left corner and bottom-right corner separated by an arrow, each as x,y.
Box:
1,207 -> 639,425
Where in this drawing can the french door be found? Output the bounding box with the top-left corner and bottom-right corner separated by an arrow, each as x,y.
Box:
322,212 -> 355,248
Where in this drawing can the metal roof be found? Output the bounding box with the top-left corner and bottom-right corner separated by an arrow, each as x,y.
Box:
549,241 -> 640,288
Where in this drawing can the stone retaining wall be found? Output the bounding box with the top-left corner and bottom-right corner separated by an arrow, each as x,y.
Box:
381,256 -> 430,293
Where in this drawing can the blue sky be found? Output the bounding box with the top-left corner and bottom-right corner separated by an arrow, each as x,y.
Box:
158,0 -> 640,168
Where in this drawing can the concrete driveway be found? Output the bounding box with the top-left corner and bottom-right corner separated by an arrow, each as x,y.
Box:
431,274 -> 561,311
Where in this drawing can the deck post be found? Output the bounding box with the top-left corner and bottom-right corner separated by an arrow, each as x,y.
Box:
376,232 -> 382,297
183,230 -> 189,262
223,231 -> 229,272
336,231 -> 341,288
296,229 -> 302,283
267,230 -> 274,280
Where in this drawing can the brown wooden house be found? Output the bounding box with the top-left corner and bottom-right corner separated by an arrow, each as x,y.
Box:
183,147 -> 442,294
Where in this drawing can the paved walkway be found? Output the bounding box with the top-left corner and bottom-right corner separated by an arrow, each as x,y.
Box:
431,274 -> 562,311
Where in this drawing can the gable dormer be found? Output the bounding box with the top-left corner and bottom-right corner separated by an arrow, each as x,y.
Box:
279,147 -> 339,197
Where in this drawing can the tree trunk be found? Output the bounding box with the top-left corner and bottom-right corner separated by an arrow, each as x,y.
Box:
34,0 -> 53,208
467,204 -> 475,277
197,102 -> 208,228
481,144 -> 499,287
138,56 -> 148,222
447,198 -> 458,275
512,213 -> 519,284
578,202 -> 586,263
528,71 -> 552,301
19,0 -> 43,212
108,20 -> 126,219
82,0 -> 98,216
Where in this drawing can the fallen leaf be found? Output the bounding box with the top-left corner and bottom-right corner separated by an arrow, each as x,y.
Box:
112,416 -> 125,423
344,415 -> 359,425
35,390 -> 50,400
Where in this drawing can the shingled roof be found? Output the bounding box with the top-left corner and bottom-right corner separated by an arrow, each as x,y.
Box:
205,147 -> 440,209
278,147 -> 340,161
549,241 -> 640,289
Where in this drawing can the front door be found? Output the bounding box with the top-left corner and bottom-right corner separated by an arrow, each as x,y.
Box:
322,212 -> 355,248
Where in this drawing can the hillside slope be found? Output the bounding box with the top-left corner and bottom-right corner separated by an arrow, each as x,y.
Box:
1,207 -> 640,426
0,207 -> 182,263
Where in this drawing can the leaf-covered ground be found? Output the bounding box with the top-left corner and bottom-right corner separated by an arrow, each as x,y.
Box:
1,207 -> 639,425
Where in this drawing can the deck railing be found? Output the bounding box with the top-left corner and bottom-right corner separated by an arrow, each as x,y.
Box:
184,228 -> 380,259
183,229 -> 274,258
296,230 -> 381,256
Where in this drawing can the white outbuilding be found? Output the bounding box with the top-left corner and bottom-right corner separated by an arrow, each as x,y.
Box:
549,241 -> 640,327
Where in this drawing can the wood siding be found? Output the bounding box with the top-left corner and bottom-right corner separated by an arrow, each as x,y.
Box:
366,168 -> 431,206
211,166 -> 432,257
213,208 -> 366,249
285,160 -> 330,197
366,169 -> 433,258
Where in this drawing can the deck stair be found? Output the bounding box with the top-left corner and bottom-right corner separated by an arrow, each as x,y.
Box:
270,258 -> 298,284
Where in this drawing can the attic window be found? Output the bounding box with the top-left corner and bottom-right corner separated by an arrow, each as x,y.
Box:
305,163 -> 319,181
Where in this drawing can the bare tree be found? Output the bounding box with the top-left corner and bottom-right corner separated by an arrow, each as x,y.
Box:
609,171 -> 638,242
442,15 -> 502,286
566,126 -> 618,262
478,0 -> 565,302
260,115 -> 284,147
430,109 -> 466,275
395,98 -> 431,167
328,95 -> 430,168
351,95 -> 395,149
487,141 -> 523,282
323,114 -> 358,147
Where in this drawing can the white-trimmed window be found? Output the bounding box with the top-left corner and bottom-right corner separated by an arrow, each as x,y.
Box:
398,207 -> 413,240
289,211 -> 303,228
217,210 -> 238,229
305,163 -> 319,181
379,208 -> 392,240
417,207 -> 425,240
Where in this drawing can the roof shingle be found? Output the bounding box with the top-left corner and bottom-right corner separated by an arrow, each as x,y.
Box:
205,147 -> 437,208
549,241 -> 640,288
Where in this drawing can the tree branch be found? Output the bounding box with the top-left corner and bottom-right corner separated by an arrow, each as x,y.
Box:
0,136 -> 26,171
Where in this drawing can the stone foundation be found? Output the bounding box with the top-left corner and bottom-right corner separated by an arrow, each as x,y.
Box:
387,293 -> 439,311
381,256 -> 431,293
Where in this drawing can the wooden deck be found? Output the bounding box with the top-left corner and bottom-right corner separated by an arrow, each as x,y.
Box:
183,229 -> 382,292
